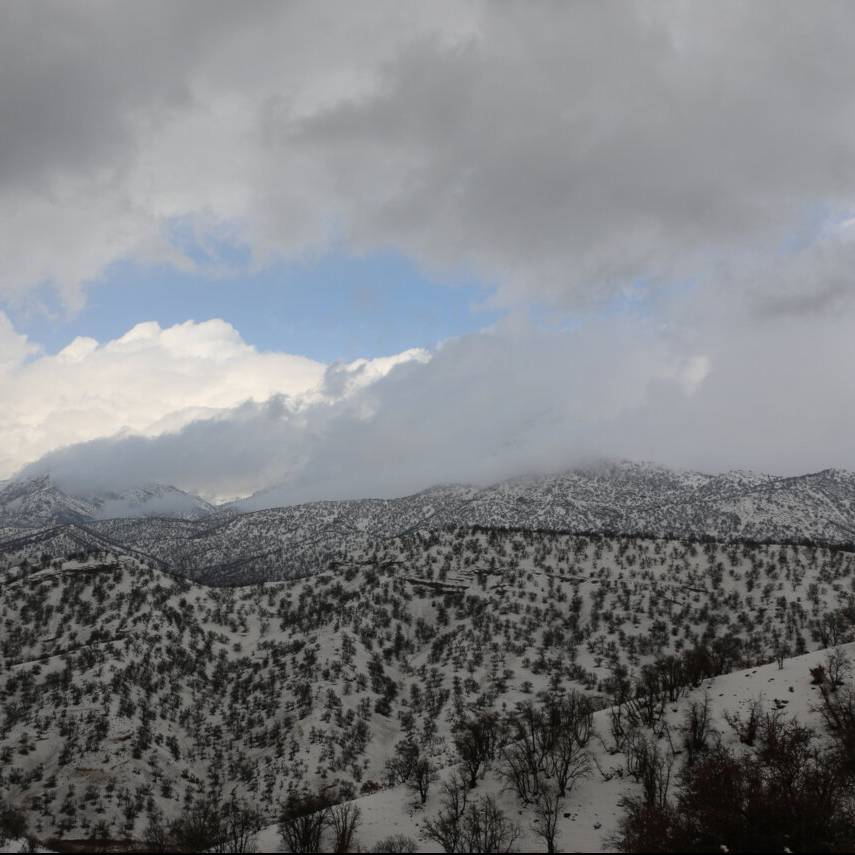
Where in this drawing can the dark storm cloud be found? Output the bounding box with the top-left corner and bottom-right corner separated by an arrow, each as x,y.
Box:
3,1 -> 855,306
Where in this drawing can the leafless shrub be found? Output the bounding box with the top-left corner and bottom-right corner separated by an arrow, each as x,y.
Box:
531,784 -> 563,854
682,692 -> 714,766
723,696 -> 764,747
329,802 -> 361,853
371,833 -> 419,853
278,791 -> 332,854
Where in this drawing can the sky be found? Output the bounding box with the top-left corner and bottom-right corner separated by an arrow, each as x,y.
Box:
3,1 -> 855,503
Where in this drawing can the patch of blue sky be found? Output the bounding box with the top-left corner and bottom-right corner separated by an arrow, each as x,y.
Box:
5,246 -> 503,363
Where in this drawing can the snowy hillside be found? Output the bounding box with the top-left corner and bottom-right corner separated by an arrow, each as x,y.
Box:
3,463 -> 855,849
4,528 -> 855,848
275,641 -> 855,853
5,463 -> 855,587
25,462 -> 853,585
0,476 -> 98,528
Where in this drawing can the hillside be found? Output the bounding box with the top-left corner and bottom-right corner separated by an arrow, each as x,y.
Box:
4,463 -> 855,587
3,527 -> 855,846
279,640 -> 855,853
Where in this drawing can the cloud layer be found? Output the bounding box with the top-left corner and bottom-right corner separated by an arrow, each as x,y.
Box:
4,2 -> 855,499
4,1 -> 855,310
18,304 -> 855,503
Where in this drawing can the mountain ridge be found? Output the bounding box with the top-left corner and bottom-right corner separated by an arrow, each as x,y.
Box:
3,461 -> 855,585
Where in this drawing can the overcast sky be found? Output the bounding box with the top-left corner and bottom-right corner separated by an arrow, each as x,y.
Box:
3,1 -> 855,502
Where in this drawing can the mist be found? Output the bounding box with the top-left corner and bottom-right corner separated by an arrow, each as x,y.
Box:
19,298 -> 855,504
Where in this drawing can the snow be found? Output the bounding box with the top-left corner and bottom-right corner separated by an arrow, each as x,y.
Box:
3,461 -> 855,850
246,643 -> 855,853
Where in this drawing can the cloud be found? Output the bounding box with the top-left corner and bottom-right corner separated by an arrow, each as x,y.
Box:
5,2 -> 855,498
21,302 -> 855,504
4,1 -> 855,310
0,315 -> 329,479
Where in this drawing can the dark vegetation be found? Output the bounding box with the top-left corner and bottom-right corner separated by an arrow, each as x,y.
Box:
614,649 -> 855,853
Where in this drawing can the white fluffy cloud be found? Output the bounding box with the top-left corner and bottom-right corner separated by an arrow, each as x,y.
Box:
0,314 -> 428,483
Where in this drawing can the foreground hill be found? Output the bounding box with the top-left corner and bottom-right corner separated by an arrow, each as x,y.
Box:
3,527 -> 855,845
274,640 -> 855,853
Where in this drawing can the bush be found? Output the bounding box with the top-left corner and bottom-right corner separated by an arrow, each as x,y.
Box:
424,782 -> 520,854
614,721 -> 855,852
166,796 -> 262,853
371,833 -> 419,853
169,799 -> 222,853
279,791 -> 332,854
0,803 -> 28,843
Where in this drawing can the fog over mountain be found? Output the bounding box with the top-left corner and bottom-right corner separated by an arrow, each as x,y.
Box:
17,310 -> 855,504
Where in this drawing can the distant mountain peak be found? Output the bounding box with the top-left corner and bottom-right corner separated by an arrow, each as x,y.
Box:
0,476 -> 216,528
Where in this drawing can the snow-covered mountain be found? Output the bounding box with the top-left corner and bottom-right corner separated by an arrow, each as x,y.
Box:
0,475 -> 216,528
3,461 -> 855,584
85,482 -> 217,521
4,465 -> 855,849
0,475 -> 99,527
85,463 -> 855,583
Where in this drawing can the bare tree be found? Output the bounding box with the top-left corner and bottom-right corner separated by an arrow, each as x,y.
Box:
409,756 -> 438,805
624,734 -> 673,811
279,792 -> 332,854
682,692 -> 713,767
813,662 -> 855,772
460,794 -> 520,853
143,807 -> 170,853
329,803 -> 361,854
385,739 -> 421,786
499,741 -> 540,802
515,702 -> 553,772
218,797 -> 263,854
827,646 -> 851,688
423,772 -> 470,853
544,694 -> 593,797
548,733 -> 590,799
454,712 -> 500,788
531,784 -> 563,854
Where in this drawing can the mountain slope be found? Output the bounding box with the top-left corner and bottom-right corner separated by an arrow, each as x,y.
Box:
0,476 -> 216,528
89,462 -> 855,584
3,528 -> 855,844
3,461 -> 855,585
